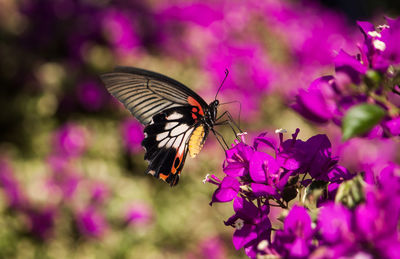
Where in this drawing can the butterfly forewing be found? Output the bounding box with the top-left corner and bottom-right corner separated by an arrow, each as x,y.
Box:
101,67 -> 208,125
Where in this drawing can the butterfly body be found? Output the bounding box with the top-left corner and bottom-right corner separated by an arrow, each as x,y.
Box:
188,124 -> 206,158
101,67 -> 220,186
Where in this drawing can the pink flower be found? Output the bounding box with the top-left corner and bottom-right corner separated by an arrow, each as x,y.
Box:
125,203 -> 154,226
53,123 -> 88,157
76,206 -> 107,238
120,119 -> 144,153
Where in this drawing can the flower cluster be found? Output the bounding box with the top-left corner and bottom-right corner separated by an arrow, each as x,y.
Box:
206,130 -> 353,258
207,16 -> 400,259
311,163 -> 400,259
208,131 -> 400,258
293,17 -> 400,139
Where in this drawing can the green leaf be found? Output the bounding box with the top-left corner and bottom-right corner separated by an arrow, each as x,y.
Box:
342,104 -> 386,141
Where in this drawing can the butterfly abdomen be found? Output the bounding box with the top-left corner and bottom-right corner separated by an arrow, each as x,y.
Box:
188,125 -> 207,158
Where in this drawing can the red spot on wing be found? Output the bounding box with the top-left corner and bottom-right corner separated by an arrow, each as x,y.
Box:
191,107 -> 198,119
187,96 -> 204,116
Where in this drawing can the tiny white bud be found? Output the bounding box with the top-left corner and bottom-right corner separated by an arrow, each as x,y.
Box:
373,39 -> 386,51
257,240 -> 269,250
311,222 -> 317,229
202,174 -> 210,184
367,31 -> 381,38
237,132 -> 248,143
240,185 -> 251,192
234,218 -> 244,230
275,128 -> 287,134
377,24 -> 390,30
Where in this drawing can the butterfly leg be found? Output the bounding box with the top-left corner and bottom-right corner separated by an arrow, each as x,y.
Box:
215,119 -> 239,139
215,111 -> 243,140
211,128 -> 229,150
218,100 -> 242,129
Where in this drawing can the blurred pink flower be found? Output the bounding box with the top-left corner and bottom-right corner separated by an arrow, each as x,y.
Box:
89,182 -> 109,205
199,236 -> 227,259
125,202 -> 153,226
335,137 -> 399,173
204,42 -> 273,118
159,3 -> 223,27
102,9 -> 141,55
53,123 -> 88,157
0,158 -> 26,209
47,155 -> 81,200
77,81 -> 108,111
25,207 -> 56,240
262,0 -> 358,66
120,119 -> 144,153
76,206 -> 107,238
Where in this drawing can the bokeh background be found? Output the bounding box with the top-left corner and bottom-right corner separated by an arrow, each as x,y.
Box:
0,0 -> 399,258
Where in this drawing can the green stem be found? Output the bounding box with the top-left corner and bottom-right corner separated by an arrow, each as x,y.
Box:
369,92 -> 400,117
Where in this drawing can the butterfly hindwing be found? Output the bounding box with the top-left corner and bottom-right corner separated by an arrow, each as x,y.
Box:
142,106 -> 204,186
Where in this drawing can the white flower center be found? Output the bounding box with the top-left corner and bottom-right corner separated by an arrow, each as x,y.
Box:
237,132 -> 248,143
377,24 -> 390,30
275,128 -> 287,134
373,39 -> 386,51
257,240 -> 269,250
240,185 -> 250,192
234,218 -> 244,230
202,174 -> 210,184
367,31 -> 381,38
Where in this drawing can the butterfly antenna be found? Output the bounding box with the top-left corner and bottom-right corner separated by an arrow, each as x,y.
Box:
215,69 -> 229,100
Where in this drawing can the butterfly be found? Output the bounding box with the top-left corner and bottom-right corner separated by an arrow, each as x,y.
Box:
101,66 -> 238,186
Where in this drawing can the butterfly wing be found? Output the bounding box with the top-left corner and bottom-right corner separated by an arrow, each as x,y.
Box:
143,106 -> 209,186
100,67 -> 210,186
100,66 -> 208,125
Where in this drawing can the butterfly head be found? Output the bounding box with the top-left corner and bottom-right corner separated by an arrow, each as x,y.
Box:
208,100 -> 219,123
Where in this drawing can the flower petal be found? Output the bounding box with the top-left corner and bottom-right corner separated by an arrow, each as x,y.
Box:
251,183 -> 277,197
211,176 -> 240,204
249,151 -> 279,183
232,224 -> 257,250
233,197 -> 259,221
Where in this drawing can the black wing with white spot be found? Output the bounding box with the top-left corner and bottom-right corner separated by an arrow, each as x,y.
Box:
100,66 -> 208,125
142,106 -> 208,186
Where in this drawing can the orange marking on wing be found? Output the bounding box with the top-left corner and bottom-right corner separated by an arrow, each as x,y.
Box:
171,152 -> 184,175
159,173 -> 168,181
187,96 -> 204,116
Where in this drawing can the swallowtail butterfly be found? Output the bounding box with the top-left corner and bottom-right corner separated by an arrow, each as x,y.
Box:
101,67 -> 236,186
